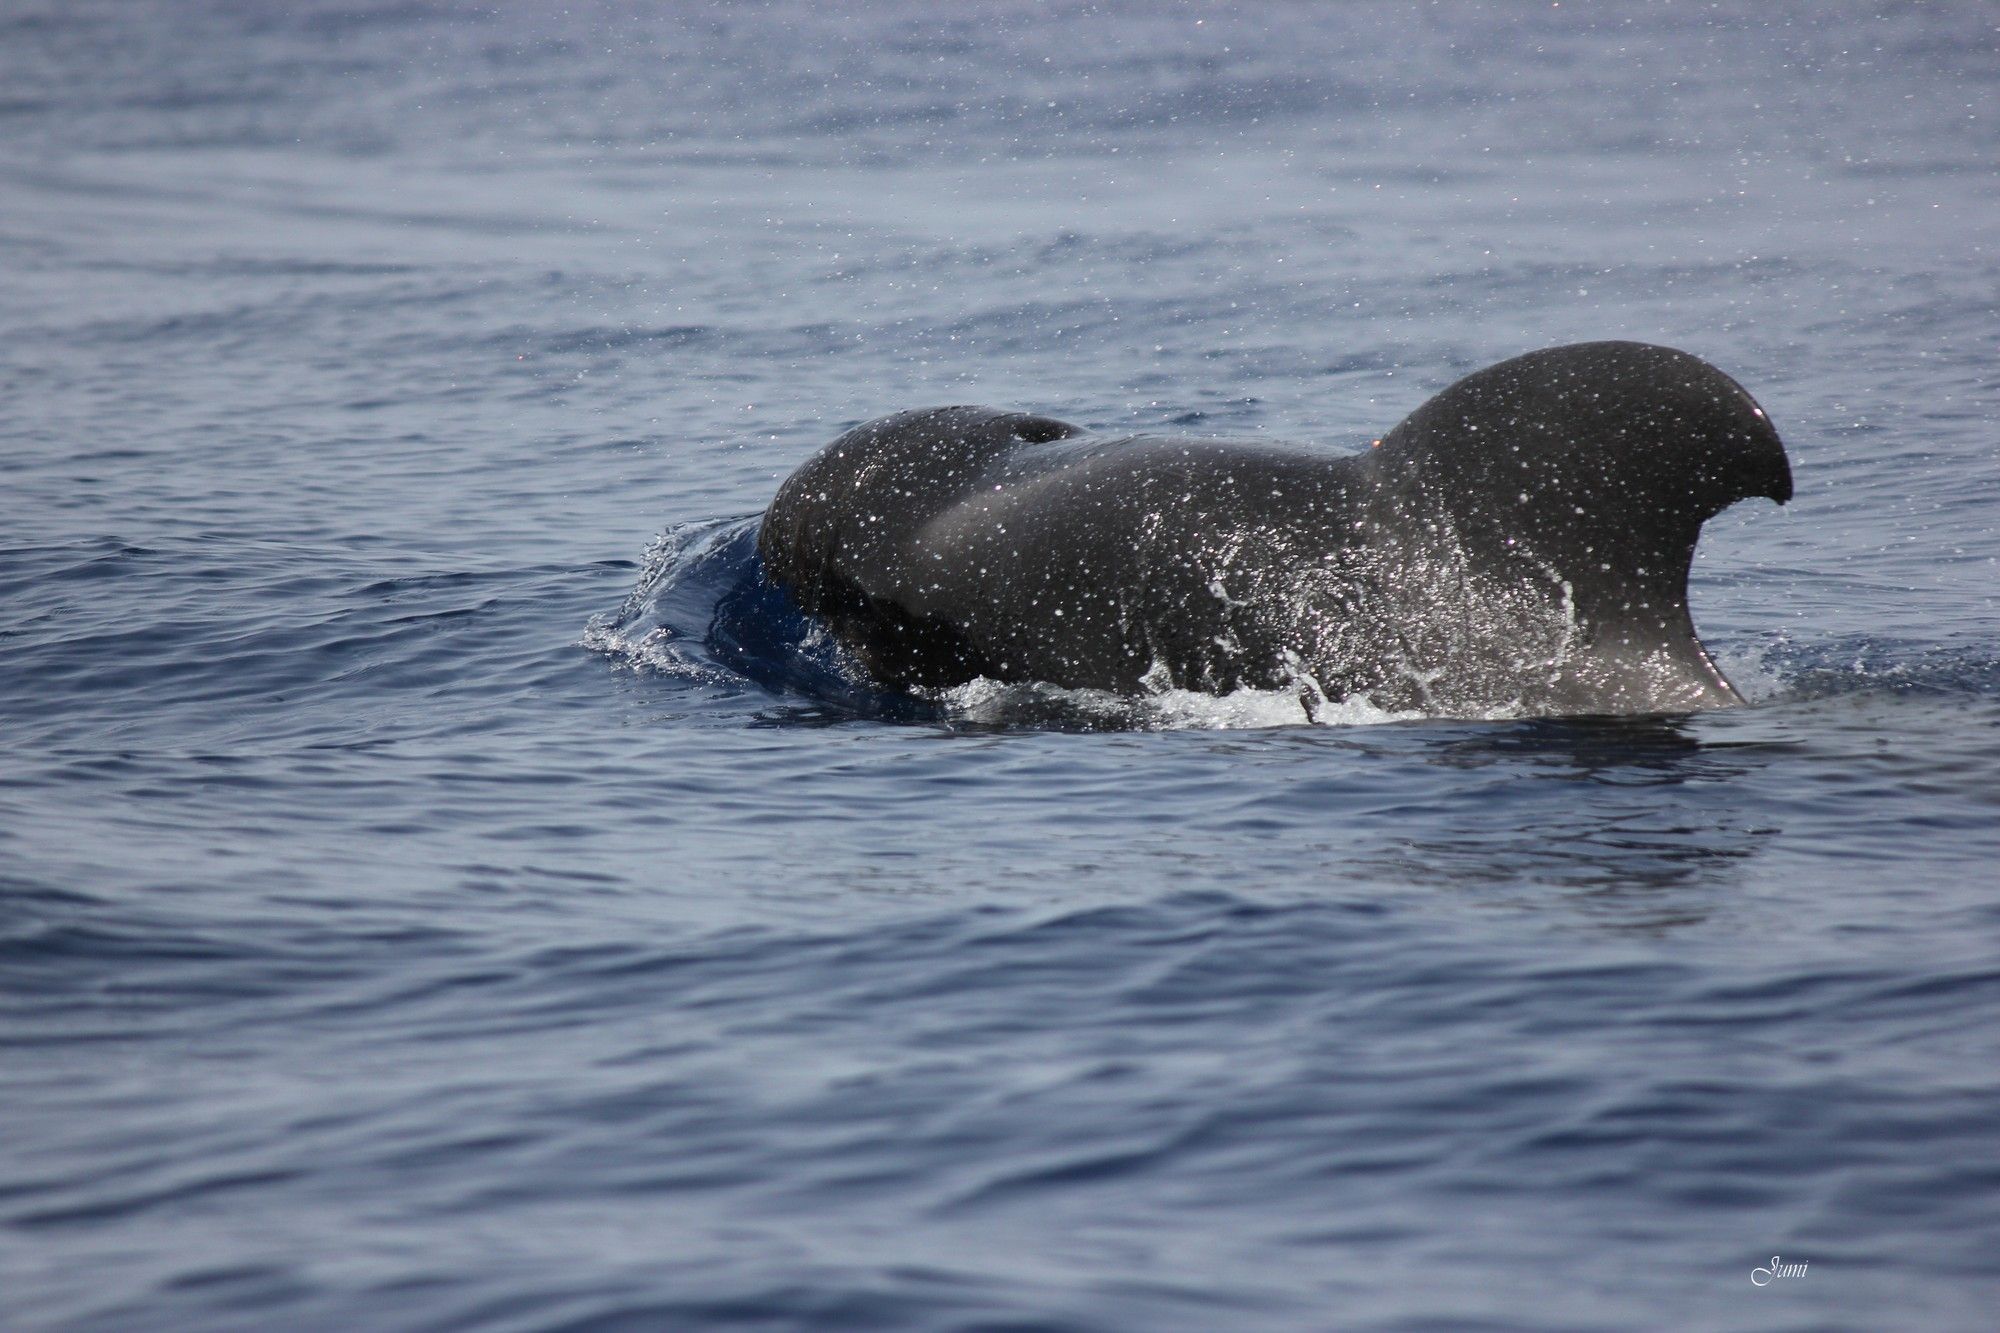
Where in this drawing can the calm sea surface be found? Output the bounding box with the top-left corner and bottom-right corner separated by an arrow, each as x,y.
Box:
4,2 -> 1999,1328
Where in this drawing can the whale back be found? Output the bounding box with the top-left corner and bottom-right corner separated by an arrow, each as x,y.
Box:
755,343 -> 1792,718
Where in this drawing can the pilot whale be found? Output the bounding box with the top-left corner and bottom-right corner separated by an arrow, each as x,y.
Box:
756,341 -> 1792,718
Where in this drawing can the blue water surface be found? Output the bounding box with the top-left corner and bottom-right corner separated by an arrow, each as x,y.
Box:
4,2 -> 2000,1328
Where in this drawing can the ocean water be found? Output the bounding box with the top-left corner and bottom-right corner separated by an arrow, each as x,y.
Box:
4,1 -> 1999,1328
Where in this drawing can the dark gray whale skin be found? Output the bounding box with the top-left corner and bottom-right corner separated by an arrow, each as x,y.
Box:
757,341 -> 1793,717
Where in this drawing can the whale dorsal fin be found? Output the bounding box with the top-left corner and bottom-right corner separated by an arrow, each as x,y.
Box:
1363,341 -> 1791,710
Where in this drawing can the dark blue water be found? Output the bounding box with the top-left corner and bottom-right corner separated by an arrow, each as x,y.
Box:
5,2 -> 2000,1328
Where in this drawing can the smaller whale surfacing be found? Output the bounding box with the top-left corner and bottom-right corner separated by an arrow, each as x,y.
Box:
756,342 -> 1793,721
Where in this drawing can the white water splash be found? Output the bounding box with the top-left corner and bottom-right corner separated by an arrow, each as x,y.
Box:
932,673 -> 1423,731
581,517 -> 753,683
